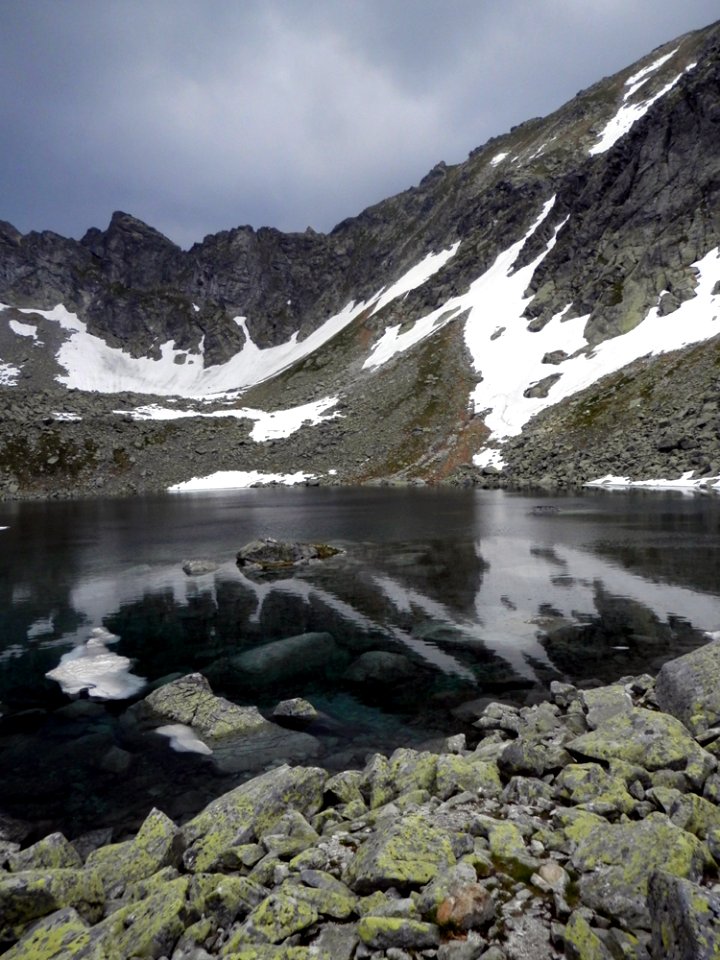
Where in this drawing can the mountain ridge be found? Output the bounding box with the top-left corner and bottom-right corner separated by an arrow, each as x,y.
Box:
1,19 -> 719,498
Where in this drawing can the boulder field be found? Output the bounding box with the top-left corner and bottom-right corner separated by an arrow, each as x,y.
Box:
3,641 -> 720,959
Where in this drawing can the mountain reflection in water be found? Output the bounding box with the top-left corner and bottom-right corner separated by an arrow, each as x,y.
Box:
0,486 -> 719,836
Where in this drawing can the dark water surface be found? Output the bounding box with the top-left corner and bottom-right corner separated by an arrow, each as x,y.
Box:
1,486 -> 720,839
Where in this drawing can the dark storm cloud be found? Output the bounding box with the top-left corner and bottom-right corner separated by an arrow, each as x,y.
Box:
1,0 -> 718,247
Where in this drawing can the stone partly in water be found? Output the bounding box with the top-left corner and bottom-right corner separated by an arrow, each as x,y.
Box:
236,538 -> 341,571
140,673 -> 268,739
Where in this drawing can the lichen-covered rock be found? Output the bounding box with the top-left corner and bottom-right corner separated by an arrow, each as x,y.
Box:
389,747 -> 437,796
435,755 -> 502,801
324,769 -> 364,805
357,915 -> 440,950
655,640 -> 720,736
564,910 -> 613,959
182,765 -> 326,873
224,948 -> 331,960
86,807 -> 183,893
648,869 -> 720,960
0,907 -> 102,960
567,707 -> 716,789
580,684 -> 632,729
142,673 -> 268,739
359,753 -> 396,809
190,873 -> 266,926
344,813 -> 456,894
7,833 -> 82,873
571,813 -> 712,927
0,868 -> 105,942
488,821 -> 540,880
278,878 -> 357,920
261,809 -> 319,859
554,762 -> 635,816
669,792 -> 720,840
90,876 -> 194,958
270,698 -> 318,724
229,890 -> 319,946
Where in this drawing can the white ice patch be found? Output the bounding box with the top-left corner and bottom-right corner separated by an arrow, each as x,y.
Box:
490,152 -> 509,166
117,395 -> 340,441
45,627 -> 145,699
168,470 -> 314,492
363,305 -> 462,369
52,412 -> 82,422
8,245 -> 459,398
586,471 -> 720,493
474,448 -> 507,471
369,242 -> 461,317
590,50 -> 696,156
27,616 -> 55,640
155,723 -> 213,755
0,361 -> 20,386
9,319 -> 39,340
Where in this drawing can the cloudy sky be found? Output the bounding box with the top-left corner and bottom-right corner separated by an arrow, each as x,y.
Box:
1,1 -> 718,248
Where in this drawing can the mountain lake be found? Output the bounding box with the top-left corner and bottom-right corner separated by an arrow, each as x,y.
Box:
1,485 -> 720,839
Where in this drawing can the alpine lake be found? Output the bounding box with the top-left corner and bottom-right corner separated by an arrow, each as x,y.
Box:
2,485 -> 720,842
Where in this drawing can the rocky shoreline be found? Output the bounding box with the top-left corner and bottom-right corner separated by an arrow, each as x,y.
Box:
3,638 -> 720,959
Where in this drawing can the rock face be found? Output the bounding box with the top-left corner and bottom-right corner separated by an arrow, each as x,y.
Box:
4,638 -> 720,958
655,640 -> 720,735
1,22 -> 720,496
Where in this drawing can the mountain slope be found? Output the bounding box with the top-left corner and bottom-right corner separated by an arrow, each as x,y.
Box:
0,20 -> 719,498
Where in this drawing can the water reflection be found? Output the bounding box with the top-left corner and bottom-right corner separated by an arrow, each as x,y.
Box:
1,487 -> 720,836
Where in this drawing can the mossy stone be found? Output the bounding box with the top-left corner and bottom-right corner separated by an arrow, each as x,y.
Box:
572,813 -> 712,927
357,915 -> 440,950
389,747 -> 437,796
7,834 -> 82,873
435,755 -> 502,801
278,879 -> 357,919
182,764 -> 326,873
670,792 -> 720,839
86,807 -> 182,893
360,753 -> 395,809
555,762 -> 634,816
564,910 -> 613,959
228,891 -> 318,946
0,907 -> 106,960
0,868 -> 105,942
345,813 -> 456,894
567,708 -> 715,790
91,877 -> 194,959
488,822 -> 539,881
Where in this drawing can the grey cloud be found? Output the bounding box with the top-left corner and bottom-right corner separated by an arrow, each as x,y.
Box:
0,0 -> 718,247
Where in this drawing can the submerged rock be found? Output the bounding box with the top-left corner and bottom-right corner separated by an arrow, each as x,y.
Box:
236,538 -> 341,571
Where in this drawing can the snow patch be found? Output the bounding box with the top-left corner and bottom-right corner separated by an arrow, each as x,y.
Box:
9,319 -> 40,340
118,395 -> 340,442
0,361 -> 20,386
363,305 -> 462,369
369,242 -> 461,317
52,411 -> 82,422
168,470 -> 314,493
586,471 -> 720,493
590,50 -> 695,156
490,152 -> 509,166
8,244 -> 460,398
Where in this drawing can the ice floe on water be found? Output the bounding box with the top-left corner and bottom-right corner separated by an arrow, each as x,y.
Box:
155,723 -> 213,755
45,627 -> 145,699
168,470 -> 314,492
